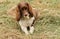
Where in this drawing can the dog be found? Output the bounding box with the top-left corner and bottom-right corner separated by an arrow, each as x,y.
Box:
7,2 -> 39,35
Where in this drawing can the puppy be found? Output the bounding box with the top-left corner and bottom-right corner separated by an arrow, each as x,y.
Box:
7,2 -> 39,35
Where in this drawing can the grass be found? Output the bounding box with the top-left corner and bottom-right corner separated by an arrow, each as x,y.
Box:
0,0 -> 60,39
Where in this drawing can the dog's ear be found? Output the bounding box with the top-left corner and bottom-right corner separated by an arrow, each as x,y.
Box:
7,5 -> 20,21
26,3 -> 40,19
18,3 -> 21,10
32,8 -> 40,19
26,3 -> 33,17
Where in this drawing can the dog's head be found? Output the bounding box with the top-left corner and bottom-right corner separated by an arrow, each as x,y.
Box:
18,2 -> 33,20
7,2 -> 39,21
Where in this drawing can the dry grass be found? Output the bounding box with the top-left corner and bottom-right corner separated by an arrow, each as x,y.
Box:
0,0 -> 60,39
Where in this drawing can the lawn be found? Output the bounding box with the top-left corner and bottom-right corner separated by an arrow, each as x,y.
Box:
0,0 -> 60,39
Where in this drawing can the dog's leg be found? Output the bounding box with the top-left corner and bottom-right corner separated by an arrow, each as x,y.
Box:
21,26 -> 29,35
29,26 -> 34,34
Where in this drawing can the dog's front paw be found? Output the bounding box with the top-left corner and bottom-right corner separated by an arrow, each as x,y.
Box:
29,26 -> 34,34
25,31 -> 29,35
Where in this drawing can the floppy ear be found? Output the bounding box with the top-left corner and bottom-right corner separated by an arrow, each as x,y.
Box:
32,8 -> 40,19
7,5 -> 20,21
26,3 -> 33,17
26,3 -> 40,19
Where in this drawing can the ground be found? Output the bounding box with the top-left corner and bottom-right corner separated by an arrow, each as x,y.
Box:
0,0 -> 60,39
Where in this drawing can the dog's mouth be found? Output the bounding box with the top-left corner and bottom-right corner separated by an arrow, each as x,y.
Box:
23,15 -> 30,19
22,13 -> 33,20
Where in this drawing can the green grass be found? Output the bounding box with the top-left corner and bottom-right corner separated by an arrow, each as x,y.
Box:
0,0 -> 60,39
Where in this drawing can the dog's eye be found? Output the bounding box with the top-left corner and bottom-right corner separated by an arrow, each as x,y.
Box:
22,7 -> 27,10
24,7 -> 27,9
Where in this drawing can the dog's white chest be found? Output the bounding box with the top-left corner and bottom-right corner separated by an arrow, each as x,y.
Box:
19,17 -> 35,27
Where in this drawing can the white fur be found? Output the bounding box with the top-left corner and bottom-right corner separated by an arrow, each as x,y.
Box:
29,26 -> 34,34
19,17 -> 35,35
21,26 -> 29,35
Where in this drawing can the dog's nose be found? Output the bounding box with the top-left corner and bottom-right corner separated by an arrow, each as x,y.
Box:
25,14 -> 27,16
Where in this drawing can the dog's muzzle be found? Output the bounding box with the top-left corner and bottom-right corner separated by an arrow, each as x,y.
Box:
24,13 -> 29,19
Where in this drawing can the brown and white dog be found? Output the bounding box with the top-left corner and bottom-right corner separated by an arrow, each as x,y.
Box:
7,2 -> 39,35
